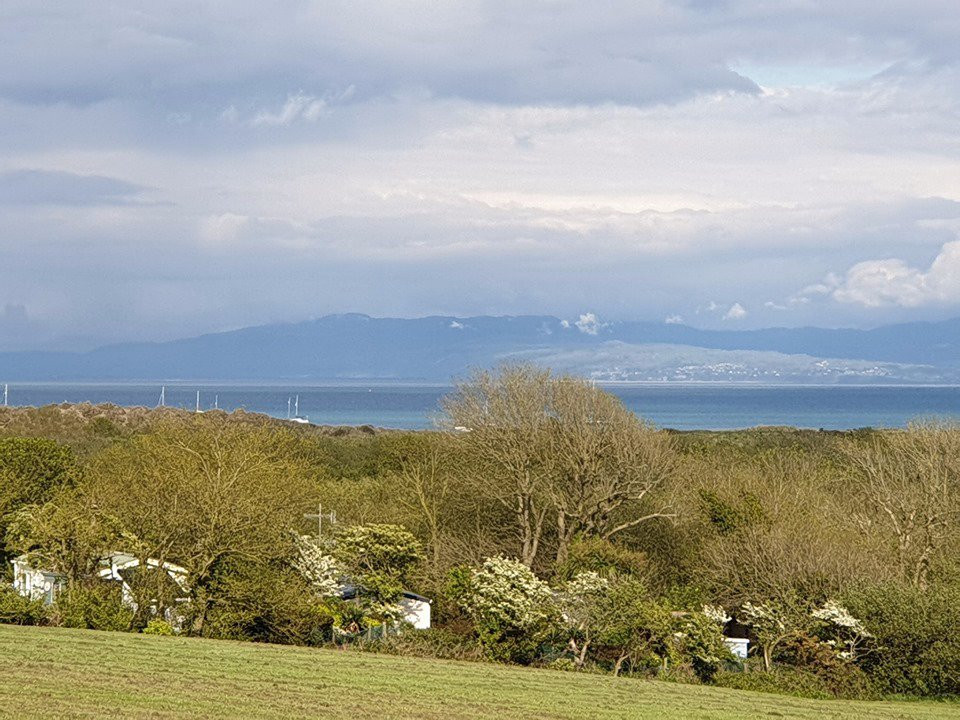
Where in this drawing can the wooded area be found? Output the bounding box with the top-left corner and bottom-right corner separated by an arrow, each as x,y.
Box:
2,366 -> 959,700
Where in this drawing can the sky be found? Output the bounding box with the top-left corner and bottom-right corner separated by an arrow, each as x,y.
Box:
2,1 -> 960,350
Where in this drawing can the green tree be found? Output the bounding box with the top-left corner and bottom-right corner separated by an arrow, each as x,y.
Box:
0,437 -> 77,568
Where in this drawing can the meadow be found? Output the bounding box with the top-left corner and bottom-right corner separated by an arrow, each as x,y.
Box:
0,624 -> 957,720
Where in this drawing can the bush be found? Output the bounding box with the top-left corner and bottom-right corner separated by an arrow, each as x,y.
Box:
844,582 -> 960,697
52,584 -> 134,632
142,619 -> 175,635
713,667 -> 837,699
355,627 -> 484,662
0,585 -> 48,626
201,560 -> 334,646
454,556 -> 556,663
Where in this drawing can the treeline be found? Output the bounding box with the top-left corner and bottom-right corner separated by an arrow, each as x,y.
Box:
1,366 -> 959,699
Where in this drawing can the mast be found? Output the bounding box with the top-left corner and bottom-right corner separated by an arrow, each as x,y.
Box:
158,386 -> 166,407
196,390 -> 201,413
2,384 -> 7,407
295,394 -> 300,417
214,394 -> 219,410
287,397 -> 292,419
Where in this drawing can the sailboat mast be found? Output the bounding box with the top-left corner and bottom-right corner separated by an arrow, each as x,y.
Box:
2,384 -> 7,407
196,390 -> 201,413
295,394 -> 300,416
158,386 -> 166,408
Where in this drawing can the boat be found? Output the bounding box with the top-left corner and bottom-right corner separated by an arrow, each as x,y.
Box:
288,394 -> 309,424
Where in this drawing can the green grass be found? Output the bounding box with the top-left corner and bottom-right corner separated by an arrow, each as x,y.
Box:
0,625 -> 957,720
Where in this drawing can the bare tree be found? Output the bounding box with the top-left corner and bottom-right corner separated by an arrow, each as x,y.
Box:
545,376 -> 676,565
442,366 -> 553,566
443,366 -> 676,567
842,423 -> 960,590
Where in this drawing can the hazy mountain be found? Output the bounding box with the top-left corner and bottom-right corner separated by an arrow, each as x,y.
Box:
1,313 -> 959,382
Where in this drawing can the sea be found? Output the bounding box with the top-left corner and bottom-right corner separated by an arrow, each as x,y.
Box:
4,383 -> 960,431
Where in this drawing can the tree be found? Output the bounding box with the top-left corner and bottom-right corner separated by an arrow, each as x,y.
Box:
443,366 -> 676,568
738,599 -> 809,671
842,423 -> 960,590
332,523 -> 422,622
456,555 -> 556,662
545,376 -> 675,564
442,366 -> 554,567
555,571 -> 610,669
83,419 -> 315,632
0,437 -> 77,567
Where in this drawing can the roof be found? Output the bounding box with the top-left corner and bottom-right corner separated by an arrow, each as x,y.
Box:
339,584 -> 431,604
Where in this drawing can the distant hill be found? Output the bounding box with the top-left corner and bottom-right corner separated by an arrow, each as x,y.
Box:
1,313 -> 959,383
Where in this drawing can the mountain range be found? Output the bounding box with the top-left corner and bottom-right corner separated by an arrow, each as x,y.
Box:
1,313 -> 959,383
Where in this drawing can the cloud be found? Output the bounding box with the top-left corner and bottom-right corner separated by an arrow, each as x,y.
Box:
249,87 -> 355,127
664,314 -> 685,324
449,320 -> 464,329
575,313 -> 605,335
723,302 -> 748,320
0,169 -> 149,206
830,240 -> 960,307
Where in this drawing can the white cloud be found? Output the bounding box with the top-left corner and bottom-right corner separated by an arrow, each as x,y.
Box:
251,92 -> 329,127
449,320 -> 464,329
764,301 -> 788,310
831,240 -> 960,307
575,313 -> 605,335
664,314 -> 684,324
723,302 -> 748,320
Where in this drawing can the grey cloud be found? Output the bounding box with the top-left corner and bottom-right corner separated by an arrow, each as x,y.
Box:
0,170 -> 151,206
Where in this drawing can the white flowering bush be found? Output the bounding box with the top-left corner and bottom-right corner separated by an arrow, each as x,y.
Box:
738,601 -> 804,671
555,571 -> 611,668
702,604 -> 731,626
458,556 -> 556,662
291,534 -> 343,598
811,600 -> 872,661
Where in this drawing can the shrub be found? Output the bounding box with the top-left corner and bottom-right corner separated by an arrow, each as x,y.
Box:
52,584 -> 134,632
455,556 -> 556,663
713,666 -> 836,699
356,627 -> 484,662
0,585 -> 48,626
142,619 -> 175,635
844,582 -> 960,697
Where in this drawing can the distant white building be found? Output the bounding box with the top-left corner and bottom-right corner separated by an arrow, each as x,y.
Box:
340,585 -> 431,630
11,552 -> 190,623
723,636 -> 750,660
11,556 -> 65,605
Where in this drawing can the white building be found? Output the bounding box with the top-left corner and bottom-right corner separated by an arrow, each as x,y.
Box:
340,586 -> 431,629
11,556 -> 66,605
11,552 -> 190,620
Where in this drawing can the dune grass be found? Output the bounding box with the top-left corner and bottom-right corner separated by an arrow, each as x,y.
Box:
0,624 -> 957,719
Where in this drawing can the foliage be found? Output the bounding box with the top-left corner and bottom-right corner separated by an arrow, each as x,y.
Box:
333,523 -> 422,622
52,584 -> 135,632
201,559 -> 334,646
844,582 -> 960,697
142,618 -> 175,635
554,536 -> 647,581
0,437 -> 77,566
456,556 -> 556,662
0,585 -> 48,626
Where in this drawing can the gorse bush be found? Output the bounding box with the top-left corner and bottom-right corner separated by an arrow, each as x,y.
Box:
0,585 -> 48,626
53,585 -> 134,632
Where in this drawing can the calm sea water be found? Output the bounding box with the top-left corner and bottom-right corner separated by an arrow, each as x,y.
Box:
4,383 -> 960,431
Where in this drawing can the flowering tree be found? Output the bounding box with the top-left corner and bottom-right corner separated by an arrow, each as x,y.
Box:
739,600 -> 806,671
291,533 -> 342,598
556,571 -> 611,669
811,600 -> 873,661
458,556 -> 556,662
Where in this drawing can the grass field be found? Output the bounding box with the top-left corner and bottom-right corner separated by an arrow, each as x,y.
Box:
0,625 -> 957,720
